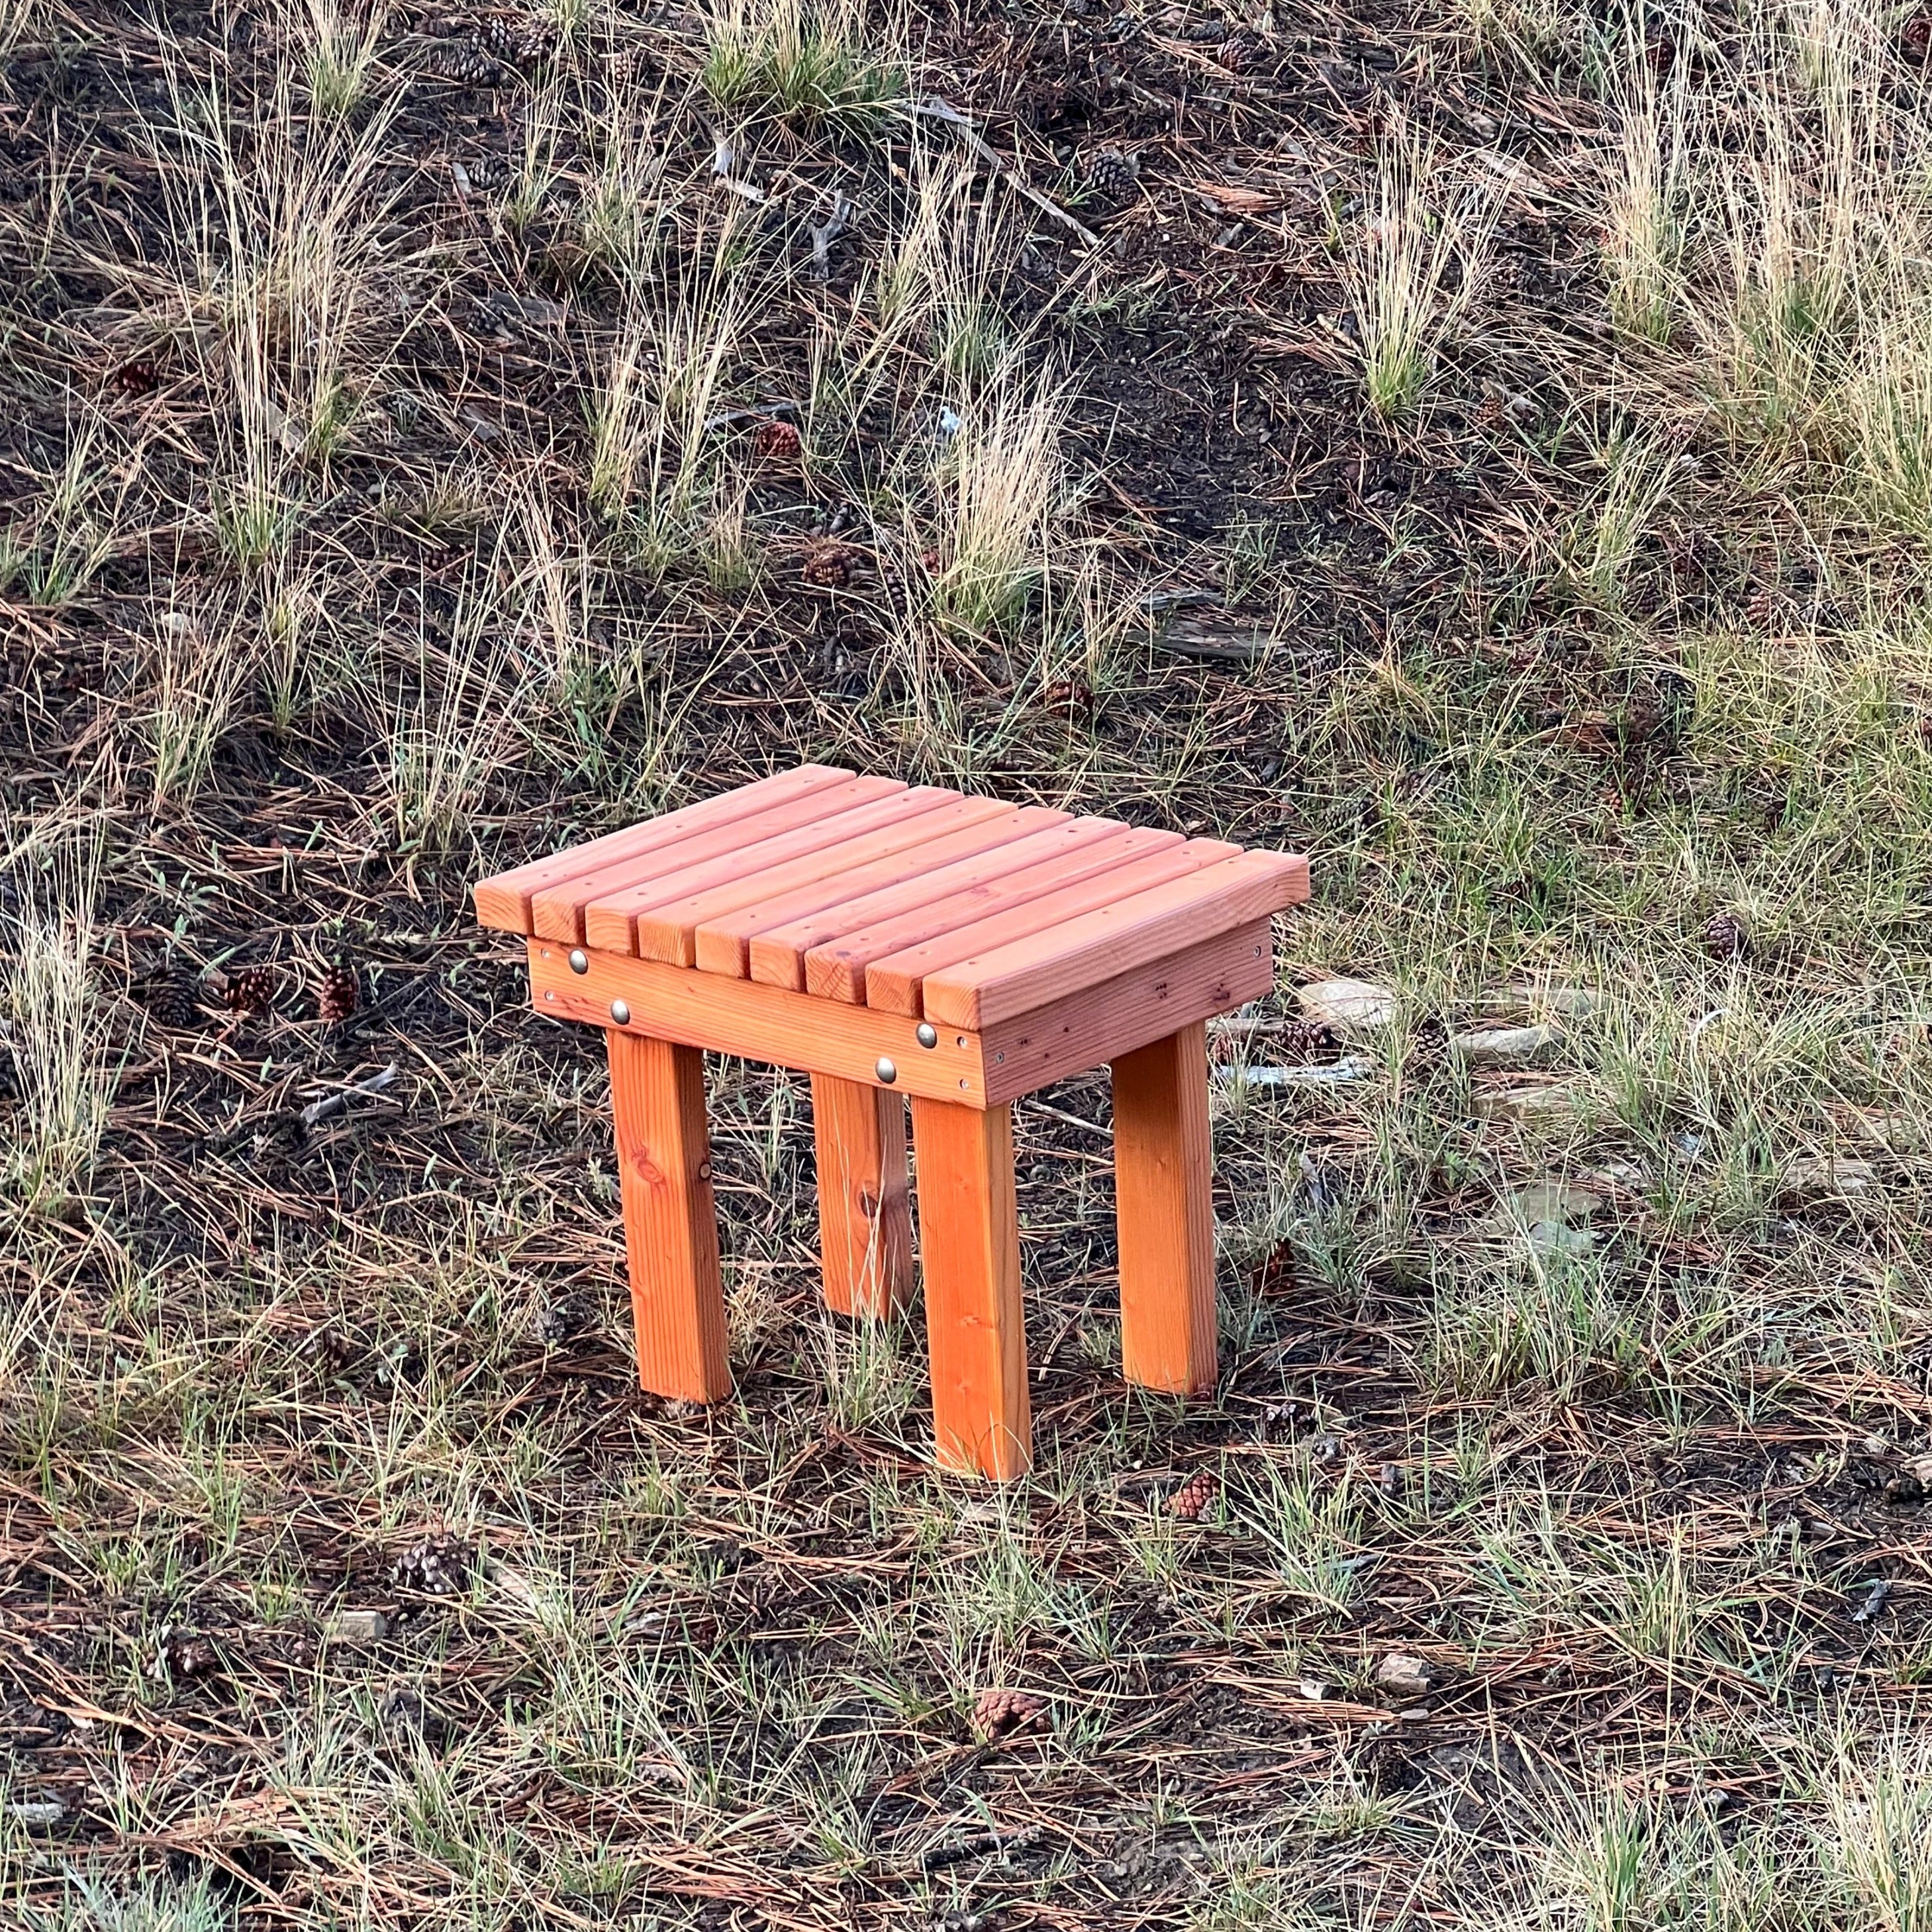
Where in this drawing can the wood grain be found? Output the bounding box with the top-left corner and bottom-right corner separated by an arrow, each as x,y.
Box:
1111,1021 -> 1218,1394
803,822 -> 1159,1003
977,921 -> 1275,1106
528,942 -> 989,1104
532,774 -> 906,943
861,837 -> 1233,1016
922,850 -> 1310,1029
746,817 -> 1104,991
475,764 -> 851,935
628,790 -> 975,967
909,1097 -> 1030,1480
811,1075 -> 914,1320
693,804 -> 1056,978
607,1030 -> 730,1402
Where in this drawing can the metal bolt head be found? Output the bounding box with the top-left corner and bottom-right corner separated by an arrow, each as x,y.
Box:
609,999 -> 631,1026
568,948 -> 589,975
874,1055 -> 898,1085
916,1022 -> 939,1049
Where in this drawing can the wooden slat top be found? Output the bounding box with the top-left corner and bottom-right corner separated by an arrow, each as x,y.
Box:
477,765 -> 1308,1028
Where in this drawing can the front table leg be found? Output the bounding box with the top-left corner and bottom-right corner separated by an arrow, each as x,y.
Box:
908,1097 -> 1030,1480
1111,1020 -> 1218,1395
607,1030 -> 731,1402
810,1074 -> 915,1321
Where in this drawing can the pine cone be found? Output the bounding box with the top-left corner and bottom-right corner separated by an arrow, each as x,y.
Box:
138,967 -> 203,1031
479,13 -> 554,64
1085,148 -> 1138,203
226,965 -> 276,1019
111,357 -> 159,395
1278,1016 -> 1339,1063
1410,1012 -> 1449,1068
973,1687 -> 1049,1743
1219,34 -> 1253,73
1703,910 -> 1751,960
391,1535 -> 472,1596
430,38 -> 504,86
459,154 -> 510,193
1253,1239 -> 1298,1298
801,542 -> 853,589
752,417 -> 802,461
1169,1469 -> 1220,1521
157,1630 -> 220,1681
318,963 -> 360,1026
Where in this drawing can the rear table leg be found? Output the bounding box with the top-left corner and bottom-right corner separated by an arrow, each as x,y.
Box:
1111,1020 -> 1218,1396
608,1030 -> 731,1402
810,1073 -> 914,1320
908,1097 -> 1030,1480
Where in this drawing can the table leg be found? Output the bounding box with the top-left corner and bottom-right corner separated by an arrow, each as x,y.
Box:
810,1073 -> 914,1320
908,1097 -> 1030,1479
608,1030 -> 730,1402
1111,1020 -> 1218,1395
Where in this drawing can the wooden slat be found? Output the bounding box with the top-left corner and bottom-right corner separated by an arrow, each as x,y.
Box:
922,851 -> 1308,1029
802,822 -> 1171,1004
693,804 -> 1060,978
532,773 -> 906,943
863,838 -> 1237,1017
475,764 -> 851,935
528,941 -> 989,1104
746,816 -> 1114,992
811,1075 -> 914,1320
628,792 -> 1000,968
977,921 -> 1273,1106
910,1097 -> 1030,1480
608,1031 -> 731,1402
1112,1022 -> 1218,1395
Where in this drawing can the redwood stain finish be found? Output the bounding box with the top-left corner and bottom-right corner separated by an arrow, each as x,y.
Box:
608,1030 -> 730,1403
1112,1022 -> 1218,1395
812,1075 -> 914,1320
477,765 -> 1309,1478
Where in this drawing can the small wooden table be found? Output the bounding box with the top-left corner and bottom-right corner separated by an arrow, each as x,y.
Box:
476,765 -> 1308,1478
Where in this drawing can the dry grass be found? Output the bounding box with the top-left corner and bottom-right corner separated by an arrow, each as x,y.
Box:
5,0 -> 1932,1924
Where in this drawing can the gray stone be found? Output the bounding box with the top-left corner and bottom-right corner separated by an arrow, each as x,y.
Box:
1453,1023 -> 1558,1067
1296,977 -> 1398,1032
327,1608 -> 387,1645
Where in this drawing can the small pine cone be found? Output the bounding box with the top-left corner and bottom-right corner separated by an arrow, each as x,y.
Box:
973,1687 -> 1049,1743
158,1631 -> 220,1681
1085,148 -> 1138,203
1169,1469 -> 1220,1521
1253,1239 -> 1298,1297
1703,910 -> 1751,960
460,154 -> 510,193
226,965 -> 277,1019
801,542 -> 853,589
1410,1012 -> 1449,1065
1277,1016 -> 1339,1063
753,417 -> 802,461
318,963 -> 360,1027
480,13 -> 554,64
391,1535 -> 472,1596
1219,33 -> 1253,73
111,357 -> 160,395
431,38 -> 504,86
138,968 -> 203,1031
1907,11 -> 1932,59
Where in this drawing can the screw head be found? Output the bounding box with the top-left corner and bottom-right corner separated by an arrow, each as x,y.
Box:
568,948 -> 589,975
874,1055 -> 898,1085
608,999 -> 631,1026
916,1022 -> 939,1049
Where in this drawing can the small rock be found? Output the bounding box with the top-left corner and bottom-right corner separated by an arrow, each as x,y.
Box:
1783,1157 -> 1878,1199
1375,1652 -> 1435,1696
327,1608 -> 387,1646
1481,985 -> 1604,1021
1295,1678 -> 1329,1701
1452,1023 -> 1558,1067
11,1800 -> 64,1828
1474,1080 -> 1580,1123
1296,977 -> 1398,1032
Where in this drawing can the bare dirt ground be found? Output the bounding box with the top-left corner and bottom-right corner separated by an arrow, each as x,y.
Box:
4,0 -> 1932,1925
